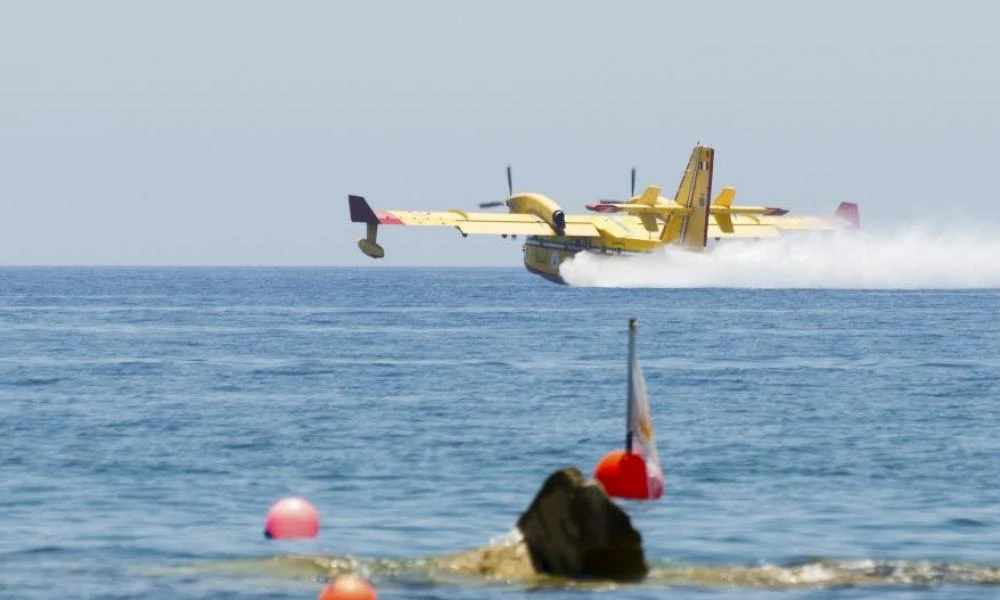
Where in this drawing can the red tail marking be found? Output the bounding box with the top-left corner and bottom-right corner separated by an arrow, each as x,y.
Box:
834,202 -> 860,229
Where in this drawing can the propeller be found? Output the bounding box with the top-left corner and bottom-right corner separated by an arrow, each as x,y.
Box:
478,165 -> 514,209
596,166 -> 638,205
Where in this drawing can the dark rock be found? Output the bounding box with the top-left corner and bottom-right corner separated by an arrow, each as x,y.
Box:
516,466 -> 648,581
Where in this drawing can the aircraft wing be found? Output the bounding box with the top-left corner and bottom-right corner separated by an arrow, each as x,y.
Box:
349,195 -> 602,237
394,210 -> 602,237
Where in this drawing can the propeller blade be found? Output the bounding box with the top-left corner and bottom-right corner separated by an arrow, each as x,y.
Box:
478,200 -> 506,209
630,167 -> 636,197
506,165 -> 513,196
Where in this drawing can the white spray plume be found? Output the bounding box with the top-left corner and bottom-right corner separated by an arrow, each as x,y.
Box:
560,225 -> 1000,289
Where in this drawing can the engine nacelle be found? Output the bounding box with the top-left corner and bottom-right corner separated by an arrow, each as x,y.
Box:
506,193 -> 567,236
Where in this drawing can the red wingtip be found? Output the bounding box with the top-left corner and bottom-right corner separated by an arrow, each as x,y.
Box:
585,203 -> 622,213
834,202 -> 861,229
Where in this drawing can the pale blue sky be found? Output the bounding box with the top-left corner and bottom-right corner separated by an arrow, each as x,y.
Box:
1,1 -> 997,266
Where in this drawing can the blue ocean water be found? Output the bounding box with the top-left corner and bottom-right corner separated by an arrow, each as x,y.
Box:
2,267 -> 999,599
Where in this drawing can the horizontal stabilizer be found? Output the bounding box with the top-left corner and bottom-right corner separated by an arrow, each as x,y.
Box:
712,187 -> 737,233
636,185 -> 662,206
714,213 -> 734,233
714,186 -> 736,208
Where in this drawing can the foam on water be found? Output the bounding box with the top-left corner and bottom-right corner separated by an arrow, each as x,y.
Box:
165,553 -> 1000,591
560,224 -> 1000,288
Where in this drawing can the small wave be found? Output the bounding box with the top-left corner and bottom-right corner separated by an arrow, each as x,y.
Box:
487,528 -> 524,548
5,376 -> 62,387
945,517 -> 989,528
651,558 -> 1000,588
1,545 -> 73,557
90,359 -> 164,376
250,367 -> 341,377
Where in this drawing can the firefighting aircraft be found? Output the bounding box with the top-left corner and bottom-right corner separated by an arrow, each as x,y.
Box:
348,144 -> 860,284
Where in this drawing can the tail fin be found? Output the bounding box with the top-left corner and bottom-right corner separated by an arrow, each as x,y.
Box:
834,202 -> 860,229
660,145 -> 714,248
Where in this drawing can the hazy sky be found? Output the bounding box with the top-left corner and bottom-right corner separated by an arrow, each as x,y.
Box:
2,1 -> 998,266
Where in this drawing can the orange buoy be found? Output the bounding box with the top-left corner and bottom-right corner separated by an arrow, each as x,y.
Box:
263,497 -> 320,539
317,575 -> 377,600
594,449 -> 660,500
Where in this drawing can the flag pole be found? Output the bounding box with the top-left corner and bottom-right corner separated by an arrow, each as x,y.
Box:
625,317 -> 637,453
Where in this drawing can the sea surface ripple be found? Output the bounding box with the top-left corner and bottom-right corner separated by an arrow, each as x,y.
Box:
2,267 -> 999,599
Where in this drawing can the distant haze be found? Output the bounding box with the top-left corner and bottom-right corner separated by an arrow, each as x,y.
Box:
2,1 -> 998,266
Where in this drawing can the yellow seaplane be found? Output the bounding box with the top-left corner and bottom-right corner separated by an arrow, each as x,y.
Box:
348,144 -> 860,284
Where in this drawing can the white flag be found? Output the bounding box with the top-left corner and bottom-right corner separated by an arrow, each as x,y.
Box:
628,355 -> 664,498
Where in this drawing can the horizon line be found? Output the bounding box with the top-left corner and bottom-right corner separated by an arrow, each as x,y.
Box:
0,264 -> 522,269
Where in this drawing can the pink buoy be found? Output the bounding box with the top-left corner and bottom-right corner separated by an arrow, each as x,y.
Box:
264,497 -> 320,539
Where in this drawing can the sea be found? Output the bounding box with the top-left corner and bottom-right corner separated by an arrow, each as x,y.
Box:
2,264 -> 1000,599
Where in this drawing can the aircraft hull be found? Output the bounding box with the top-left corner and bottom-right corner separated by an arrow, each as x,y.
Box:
522,235 -> 637,285
523,237 -> 570,284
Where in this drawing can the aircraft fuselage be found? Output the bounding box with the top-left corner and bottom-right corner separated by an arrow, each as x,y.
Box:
522,235 -> 636,284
